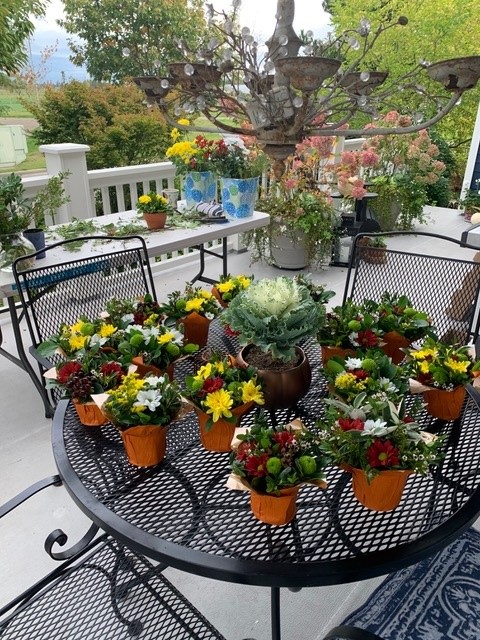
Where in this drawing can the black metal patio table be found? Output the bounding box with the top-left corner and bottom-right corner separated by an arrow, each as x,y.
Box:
51,324 -> 480,640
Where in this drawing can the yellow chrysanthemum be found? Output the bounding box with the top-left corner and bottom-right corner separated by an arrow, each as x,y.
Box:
194,363 -> 213,381
199,289 -> 213,299
155,194 -> 168,206
69,335 -> 88,350
241,380 -> 264,405
445,358 -> 469,373
204,389 -> 233,422
412,348 -> 438,360
185,298 -> 205,312
158,332 -> 175,344
177,118 -> 190,126
335,372 -> 358,389
419,360 -> 431,374
217,281 -> 234,293
99,323 -> 117,338
238,276 -> 251,288
166,140 -> 196,162
70,321 -> 83,334
138,195 -> 151,204
170,127 -> 181,141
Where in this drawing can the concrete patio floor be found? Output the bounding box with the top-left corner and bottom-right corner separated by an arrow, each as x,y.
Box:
1,205 -> 478,640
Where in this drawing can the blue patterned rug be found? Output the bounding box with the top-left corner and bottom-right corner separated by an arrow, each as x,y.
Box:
341,527 -> 480,640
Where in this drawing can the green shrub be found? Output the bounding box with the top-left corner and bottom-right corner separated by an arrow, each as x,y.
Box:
26,81 -> 170,169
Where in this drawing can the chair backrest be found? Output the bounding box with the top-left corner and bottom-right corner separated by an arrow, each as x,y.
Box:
13,235 -> 157,348
343,231 -> 480,346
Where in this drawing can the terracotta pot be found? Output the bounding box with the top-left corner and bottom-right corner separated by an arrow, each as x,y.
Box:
211,286 -> 228,308
178,312 -> 211,348
381,331 -> 411,364
422,385 -> 466,421
73,398 -> 108,427
236,345 -> 311,410
194,402 -> 254,452
320,345 -> 355,366
120,424 -> 168,467
357,243 -> 387,265
143,212 -> 167,230
131,355 -> 174,381
343,465 -> 413,511
250,486 -> 300,525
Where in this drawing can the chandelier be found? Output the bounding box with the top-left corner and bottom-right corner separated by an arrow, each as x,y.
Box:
134,0 -> 480,176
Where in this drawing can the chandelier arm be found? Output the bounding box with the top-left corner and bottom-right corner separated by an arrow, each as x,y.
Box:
308,91 -> 461,137
200,108 -> 255,135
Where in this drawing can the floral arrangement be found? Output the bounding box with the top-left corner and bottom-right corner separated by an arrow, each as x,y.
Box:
165,135 -> 226,175
136,192 -> 173,214
322,351 -> 409,403
214,139 -> 269,179
293,274 -> 335,306
38,316 -> 120,358
212,273 -> 252,304
253,174 -> 339,267
47,355 -> 126,403
230,417 -> 325,494
159,283 -> 221,323
221,276 -> 327,362
405,339 -> 480,390
318,394 -> 444,480
117,324 -> 199,369
104,294 -> 163,327
363,293 -> 436,341
317,300 -> 383,349
102,372 -> 182,428
184,356 -> 264,428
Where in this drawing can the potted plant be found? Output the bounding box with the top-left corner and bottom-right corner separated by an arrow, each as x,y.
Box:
221,276 -> 327,409
404,339 -> 480,421
184,355 -> 264,452
0,172 -> 69,270
363,293 -> 436,363
252,182 -> 339,269
159,283 -> 221,347
102,371 -> 183,467
356,235 -> 387,265
136,191 -> 174,230
38,315 -> 121,359
116,324 -> 199,379
319,393 -> 445,511
229,417 -> 326,525
459,181 -> 480,222
317,299 -> 383,364
322,350 -> 409,404
104,293 -> 164,327
46,355 -> 126,427
165,135 -> 221,208
214,139 -> 269,219
211,273 -> 253,308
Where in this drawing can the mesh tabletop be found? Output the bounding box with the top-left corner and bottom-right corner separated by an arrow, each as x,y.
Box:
52,324 -> 480,589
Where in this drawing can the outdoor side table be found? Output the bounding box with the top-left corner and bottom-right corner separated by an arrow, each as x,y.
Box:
52,329 -> 480,640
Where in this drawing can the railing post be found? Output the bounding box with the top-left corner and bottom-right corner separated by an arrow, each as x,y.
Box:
39,143 -> 93,223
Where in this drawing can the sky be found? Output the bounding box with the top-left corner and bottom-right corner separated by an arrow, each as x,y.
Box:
30,0 -> 332,82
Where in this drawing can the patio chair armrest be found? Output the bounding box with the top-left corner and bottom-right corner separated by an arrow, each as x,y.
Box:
28,344 -> 54,370
0,475 -> 62,518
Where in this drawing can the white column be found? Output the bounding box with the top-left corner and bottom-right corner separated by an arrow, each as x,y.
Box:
39,143 -> 93,223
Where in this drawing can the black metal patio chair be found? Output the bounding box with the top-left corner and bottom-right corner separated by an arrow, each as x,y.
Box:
343,231 -> 480,351
12,235 -> 157,417
0,476 -> 226,640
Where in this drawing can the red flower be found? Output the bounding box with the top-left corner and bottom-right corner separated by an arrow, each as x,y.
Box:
338,417 -> 364,431
357,329 -> 379,347
235,441 -> 252,461
202,377 -> 224,394
244,453 -> 270,477
273,430 -> 295,447
353,369 -> 368,380
100,361 -> 123,376
224,324 -> 240,337
57,361 -> 82,384
366,439 -> 400,468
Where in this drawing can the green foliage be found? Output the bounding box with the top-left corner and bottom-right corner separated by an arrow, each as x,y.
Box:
27,81 -> 170,169
59,0 -> 208,83
221,277 -> 326,362
0,0 -> 46,75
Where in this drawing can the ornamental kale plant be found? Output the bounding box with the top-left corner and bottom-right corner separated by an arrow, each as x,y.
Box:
221,276 -> 326,362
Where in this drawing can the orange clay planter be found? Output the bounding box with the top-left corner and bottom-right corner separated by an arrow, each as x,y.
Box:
194,401 -> 254,452
250,486 -> 300,526
381,331 -> 411,364
343,465 -> 413,511
120,424 -> 168,467
178,312 -> 211,348
73,399 -> 108,427
422,385 -> 466,421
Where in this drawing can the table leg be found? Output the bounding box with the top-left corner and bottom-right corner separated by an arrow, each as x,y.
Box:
271,586 -> 281,640
5,297 -> 54,418
191,238 -> 229,285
